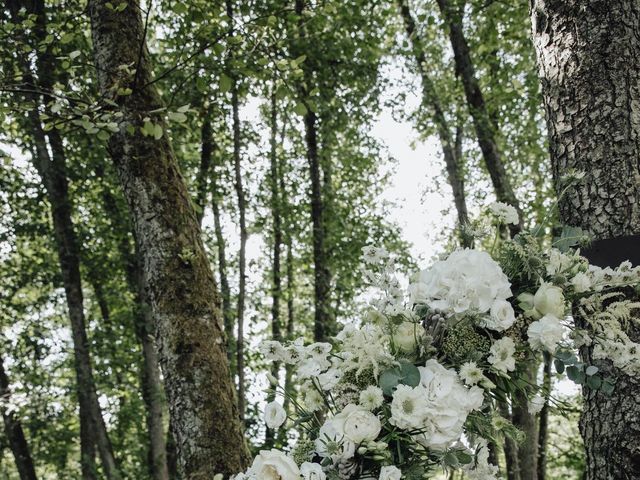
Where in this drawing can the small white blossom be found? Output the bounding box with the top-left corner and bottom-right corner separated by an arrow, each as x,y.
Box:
359,386 -> 384,410
488,201 -> 519,225
264,401 -> 286,429
528,394 -> 545,415
379,465 -> 402,480
488,337 -> 516,373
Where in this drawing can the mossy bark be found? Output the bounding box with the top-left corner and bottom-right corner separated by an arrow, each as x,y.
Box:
88,0 -> 250,476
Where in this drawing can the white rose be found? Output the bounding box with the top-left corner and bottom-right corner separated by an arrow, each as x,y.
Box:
264,401 -> 287,429
533,283 -> 565,318
571,272 -> 591,293
527,314 -> 564,352
392,321 -> 424,353
379,465 -> 402,480
335,404 -> 381,443
481,299 -> 516,331
301,462 -> 326,480
249,450 -> 300,480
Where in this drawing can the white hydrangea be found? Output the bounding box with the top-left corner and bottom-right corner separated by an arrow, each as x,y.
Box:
409,249 -> 512,315
488,201 -> 519,225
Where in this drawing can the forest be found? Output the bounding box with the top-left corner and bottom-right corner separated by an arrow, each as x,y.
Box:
1,0 -> 639,479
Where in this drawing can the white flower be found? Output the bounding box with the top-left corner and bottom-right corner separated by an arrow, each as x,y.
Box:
533,282 -> 565,318
379,465 -> 402,480
571,272 -> 591,293
264,401 -> 286,429
527,314 -> 564,352
247,450 -> 300,480
315,417 -> 356,463
459,361 -> 484,385
301,462 -> 326,480
528,394 -> 545,415
259,340 -> 289,362
480,299 -> 516,331
389,384 -> 429,430
362,246 -> 388,264
487,337 -> 516,373
410,249 -> 512,314
392,321 -> 424,353
488,201 -> 519,225
333,404 -> 381,444
359,386 -> 384,410
302,385 -> 324,412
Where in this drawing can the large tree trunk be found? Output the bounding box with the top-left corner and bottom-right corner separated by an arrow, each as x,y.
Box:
397,0 -> 470,244
88,0 -> 250,477
436,0 -> 523,234
0,355 -> 37,480
530,1 -> 640,478
295,0 -> 334,342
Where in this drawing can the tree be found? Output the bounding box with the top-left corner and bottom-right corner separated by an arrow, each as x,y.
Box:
87,0 -> 249,476
0,354 -> 37,480
531,1 -> 640,478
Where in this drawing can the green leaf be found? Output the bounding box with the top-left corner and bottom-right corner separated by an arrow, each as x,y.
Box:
555,226 -> 586,252
585,365 -> 599,376
219,73 -> 232,93
60,32 -> 74,44
601,381 -> 615,395
554,359 -> 565,374
173,3 -> 186,14
168,112 -> 187,123
586,375 -> 602,390
153,124 -> 163,140
293,102 -> 307,116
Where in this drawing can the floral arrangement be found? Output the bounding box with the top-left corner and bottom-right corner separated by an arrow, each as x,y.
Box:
233,202 -> 640,480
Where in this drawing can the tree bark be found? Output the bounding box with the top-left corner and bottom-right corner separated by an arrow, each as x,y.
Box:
397,0 -> 471,243
88,0 -> 250,476
512,364 -> 539,480
196,116 -> 213,226
531,1 -> 640,478
499,401 -> 522,480
436,0 -> 523,234
0,355 -> 37,480
225,0 -> 248,423
295,0 -> 335,342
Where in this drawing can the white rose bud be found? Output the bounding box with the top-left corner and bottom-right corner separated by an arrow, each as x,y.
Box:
533,283 -> 566,318
342,406 -> 381,443
379,465 -> 402,480
392,321 -> 424,353
264,401 -> 287,429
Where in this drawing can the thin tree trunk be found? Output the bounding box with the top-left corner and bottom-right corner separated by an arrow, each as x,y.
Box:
88,0 -> 250,476
537,353 -> 552,480
397,0 -> 471,243
265,87 -> 283,447
500,401 -> 522,480
0,355 -> 37,480
531,2 -> 640,478
6,2 -> 120,477
295,0 -> 334,342
512,363 -> 539,480
225,0 -> 248,423
436,0 -> 523,234
93,163 -> 169,480
195,116 -> 213,226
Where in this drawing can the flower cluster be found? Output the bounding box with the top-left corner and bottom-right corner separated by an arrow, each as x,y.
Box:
232,204 -> 640,480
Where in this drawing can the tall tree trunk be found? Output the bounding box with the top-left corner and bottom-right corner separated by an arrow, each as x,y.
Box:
6,2 -> 120,477
436,0 -> 523,234
537,353 -> 552,480
265,87 -> 283,447
0,355 -> 37,480
397,0 -> 471,244
88,0 -> 250,476
295,0 -> 334,342
196,116 -> 213,226
531,1 -> 640,478
512,364 -> 539,480
499,401 -> 522,480
225,0 -> 248,423
94,163 -> 169,480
